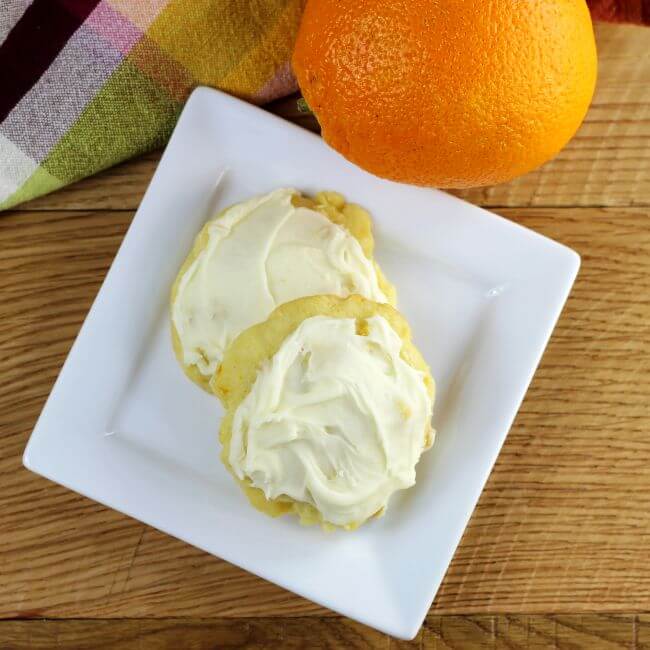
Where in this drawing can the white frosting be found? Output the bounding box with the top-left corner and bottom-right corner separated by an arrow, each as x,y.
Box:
172,189 -> 388,376
229,315 -> 434,527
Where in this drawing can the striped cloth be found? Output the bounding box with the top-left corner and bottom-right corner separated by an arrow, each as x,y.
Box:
0,1 -> 646,211
0,0 -> 303,210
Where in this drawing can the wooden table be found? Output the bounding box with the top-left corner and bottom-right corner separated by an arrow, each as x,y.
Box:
2,23 -> 650,649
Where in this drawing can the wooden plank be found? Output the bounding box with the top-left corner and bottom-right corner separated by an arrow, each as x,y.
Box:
1,615 -> 649,649
1,206 -> 650,619
11,23 -> 650,213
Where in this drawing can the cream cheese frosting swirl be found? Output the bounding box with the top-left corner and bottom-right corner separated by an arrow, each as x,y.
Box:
171,189 -> 388,377
228,315 -> 434,527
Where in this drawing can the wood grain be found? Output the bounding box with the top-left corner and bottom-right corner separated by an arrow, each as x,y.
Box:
1,206 -> 649,620
10,23 -> 650,213
1,18 -> 650,648
2,615 -> 650,649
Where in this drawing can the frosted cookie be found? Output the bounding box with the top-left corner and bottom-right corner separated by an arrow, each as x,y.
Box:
171,189 -> 396,390
213,295 -> 435,530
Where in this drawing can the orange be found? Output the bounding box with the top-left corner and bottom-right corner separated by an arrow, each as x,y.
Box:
292,0 -> 597,189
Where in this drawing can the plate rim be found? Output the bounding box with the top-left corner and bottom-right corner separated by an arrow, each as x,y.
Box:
23,85 -> 581,640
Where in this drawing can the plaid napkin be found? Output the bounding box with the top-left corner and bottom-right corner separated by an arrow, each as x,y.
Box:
0,0 -> 303,210
0,0 -> 645,211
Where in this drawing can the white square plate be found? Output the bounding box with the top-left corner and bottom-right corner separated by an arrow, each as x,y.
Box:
24,87 -> 579,639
